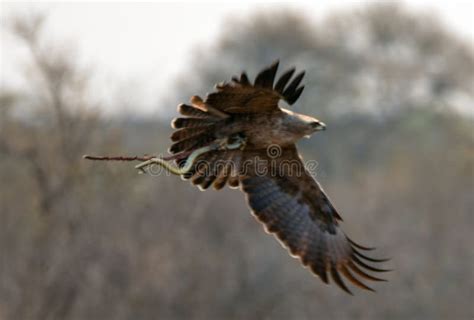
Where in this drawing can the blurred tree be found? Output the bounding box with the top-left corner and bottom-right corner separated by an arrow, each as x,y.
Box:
1,3 -> 473,320
0,14 -> 125,320
170,3 -> 473,120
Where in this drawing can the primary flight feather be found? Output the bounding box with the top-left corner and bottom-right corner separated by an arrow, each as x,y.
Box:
168,60 -> 389,294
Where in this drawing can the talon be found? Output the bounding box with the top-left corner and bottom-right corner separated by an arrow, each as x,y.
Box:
217,139 -> 228,150
239,137 -> 247,150
223,133 -> 247,150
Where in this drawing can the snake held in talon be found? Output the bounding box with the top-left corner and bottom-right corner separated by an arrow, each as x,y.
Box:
134,139 -> 243,175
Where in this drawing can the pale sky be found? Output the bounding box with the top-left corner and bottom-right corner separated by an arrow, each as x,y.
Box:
1,1 -> 473,116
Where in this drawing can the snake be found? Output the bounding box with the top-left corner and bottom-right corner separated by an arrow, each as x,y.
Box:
135,138 -> 244,175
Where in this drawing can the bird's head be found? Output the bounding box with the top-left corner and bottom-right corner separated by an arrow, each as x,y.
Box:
307,117 -> 326,133
281,108 -> 326,138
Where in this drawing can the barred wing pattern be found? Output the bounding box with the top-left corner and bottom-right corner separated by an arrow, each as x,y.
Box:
204,60 -> 306,114
240,146 -> 389,294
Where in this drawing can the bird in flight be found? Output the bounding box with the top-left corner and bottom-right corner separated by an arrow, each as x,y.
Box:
143,61 -> 390,294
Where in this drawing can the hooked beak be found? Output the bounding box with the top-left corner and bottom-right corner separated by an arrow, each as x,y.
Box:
311,121 -> 326,131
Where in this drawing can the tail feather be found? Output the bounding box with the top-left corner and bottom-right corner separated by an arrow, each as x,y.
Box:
178,103 -> 213,118
171,117 -> 215,129
170,99 -> 228,157
170,127 -> 208,142
169,133 -> 215,154
185,150 -> 242,190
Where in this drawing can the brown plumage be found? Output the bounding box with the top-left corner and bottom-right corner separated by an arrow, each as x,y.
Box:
169,60 -> 389,294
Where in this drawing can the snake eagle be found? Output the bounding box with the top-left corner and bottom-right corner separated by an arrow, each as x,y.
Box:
166,61 -> 389,294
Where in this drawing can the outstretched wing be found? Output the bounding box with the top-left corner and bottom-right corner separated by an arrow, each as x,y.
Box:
202,60 -> 306,114
240,145 -> 390,294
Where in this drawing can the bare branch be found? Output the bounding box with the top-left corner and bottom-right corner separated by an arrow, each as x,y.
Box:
83,154 -> 155,162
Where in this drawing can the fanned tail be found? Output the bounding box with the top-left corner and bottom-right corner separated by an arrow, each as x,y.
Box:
169,97 -> 228,156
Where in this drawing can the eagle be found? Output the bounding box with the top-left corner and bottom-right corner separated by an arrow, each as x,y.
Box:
163,61 -> 389,294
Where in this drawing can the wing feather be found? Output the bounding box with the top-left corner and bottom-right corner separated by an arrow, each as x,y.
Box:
286,86 -> 305,105
239,145 -> 389,294
254,60 -> 279,88
282,71 -> 305,98
274,68 -> 295,93
203,60 -> 306,114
